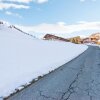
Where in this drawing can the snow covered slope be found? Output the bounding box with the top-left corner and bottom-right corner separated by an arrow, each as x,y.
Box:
0,21 -> 35,39
0,22 -> 88,98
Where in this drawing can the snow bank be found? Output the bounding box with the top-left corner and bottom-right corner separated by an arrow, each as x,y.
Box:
85,43 -> 100,47
0,24 -> 88,98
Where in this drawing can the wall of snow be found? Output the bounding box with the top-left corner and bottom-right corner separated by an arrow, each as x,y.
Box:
0,24 -> 88,98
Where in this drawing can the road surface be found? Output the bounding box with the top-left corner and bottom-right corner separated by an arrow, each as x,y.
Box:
6,46 -> 100,100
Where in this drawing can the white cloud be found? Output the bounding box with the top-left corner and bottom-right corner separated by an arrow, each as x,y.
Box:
0,0 -> 48,10
16,21 -> 100,34
5,11 -> 22,18
0,2 -> 29,10
0,0 -> 33,3
5,11 -> 12,15
0,0 -> 48,4
77,21 -> 88,24
57,22 -> 66,26
80,0 -> 97,2
80,0 -> 85,2
92,0 -> 96,2
33,0 -> 48,4
10,0 -> 32,3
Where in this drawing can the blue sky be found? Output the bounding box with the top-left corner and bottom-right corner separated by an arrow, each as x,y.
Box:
0,0 -> 100,36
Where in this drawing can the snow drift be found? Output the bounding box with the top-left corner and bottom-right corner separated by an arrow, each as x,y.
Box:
0,22 -> 88,98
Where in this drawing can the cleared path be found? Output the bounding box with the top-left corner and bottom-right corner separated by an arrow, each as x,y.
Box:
6,46 -> 100,100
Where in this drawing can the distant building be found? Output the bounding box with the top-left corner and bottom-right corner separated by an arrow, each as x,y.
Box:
82,33 -> 100,44
97,40 -> 100,45
43,33 -> 100,45
43,34 -> 69,42
69,36 -> 81,44
82,38 -> 92,44
90,33 -> 100,40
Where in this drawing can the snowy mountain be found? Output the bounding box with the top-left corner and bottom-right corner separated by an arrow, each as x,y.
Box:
0,21 -> 88,99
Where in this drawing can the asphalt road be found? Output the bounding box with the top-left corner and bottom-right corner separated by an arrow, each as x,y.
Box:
6,46 -> 100,100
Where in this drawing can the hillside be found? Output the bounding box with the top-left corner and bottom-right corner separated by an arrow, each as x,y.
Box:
0,21 -> 88,99
0,21 -> 35,39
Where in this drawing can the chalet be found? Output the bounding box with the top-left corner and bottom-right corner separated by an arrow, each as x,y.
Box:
82,38 -> 91,44
43,34 -> 69,42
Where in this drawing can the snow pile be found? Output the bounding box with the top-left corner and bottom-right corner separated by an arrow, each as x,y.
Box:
0,23 -> 88,98
85,43 -> 100,47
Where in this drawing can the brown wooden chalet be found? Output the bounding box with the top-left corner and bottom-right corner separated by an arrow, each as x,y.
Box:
43,34 -> 69,42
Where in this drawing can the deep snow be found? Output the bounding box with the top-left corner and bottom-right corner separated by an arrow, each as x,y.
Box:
0,23 -> 88,98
